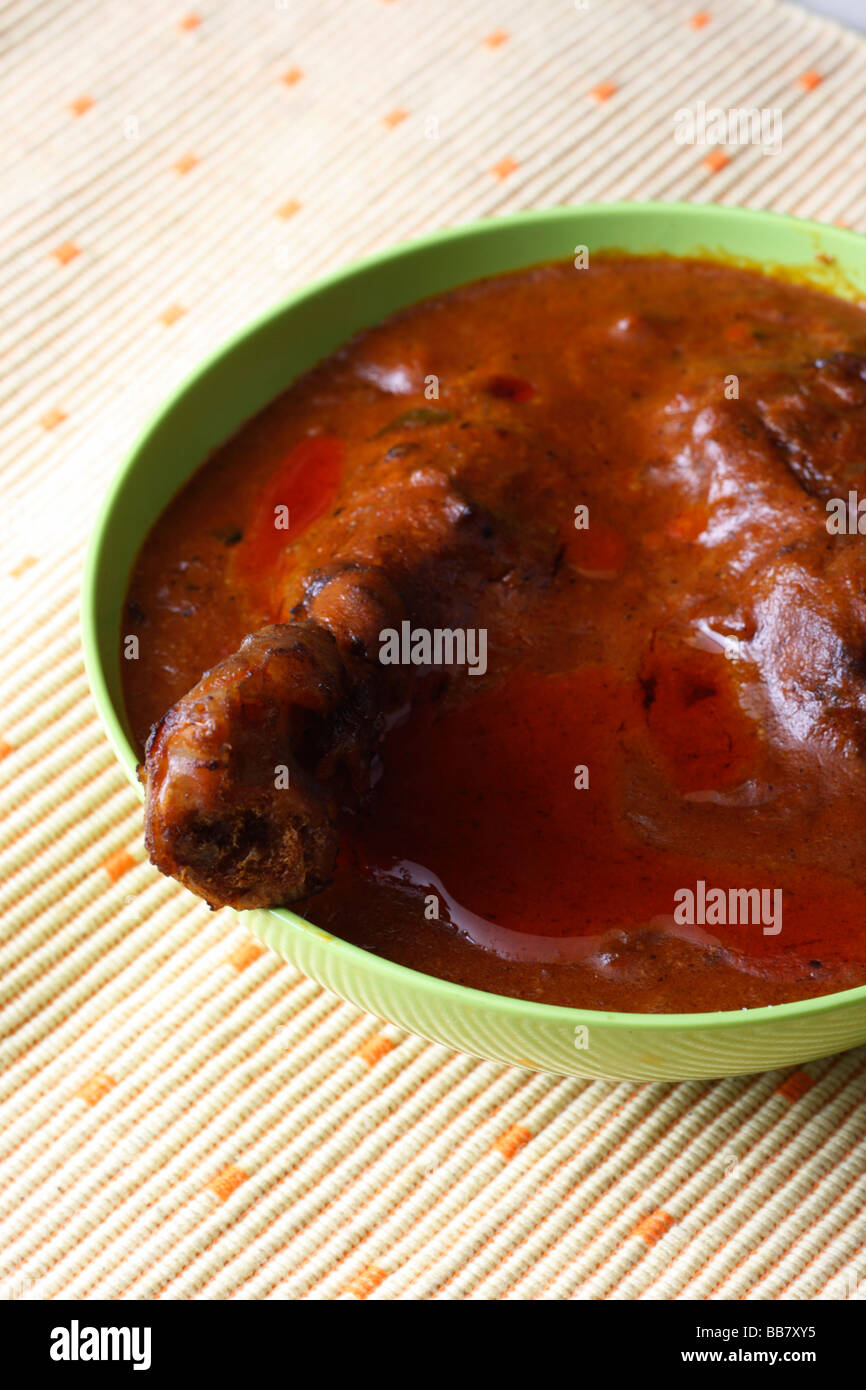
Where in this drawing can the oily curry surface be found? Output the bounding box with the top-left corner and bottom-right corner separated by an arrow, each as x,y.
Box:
124,256 -> 866,1013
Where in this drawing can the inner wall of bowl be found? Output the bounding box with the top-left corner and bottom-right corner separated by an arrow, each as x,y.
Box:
85,203 -> 866,780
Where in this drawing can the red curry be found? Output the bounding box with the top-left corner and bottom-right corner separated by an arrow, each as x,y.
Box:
123,256 -> 866,1013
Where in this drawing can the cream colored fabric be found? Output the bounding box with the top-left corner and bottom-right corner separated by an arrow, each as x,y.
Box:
2,0 -> 866,1301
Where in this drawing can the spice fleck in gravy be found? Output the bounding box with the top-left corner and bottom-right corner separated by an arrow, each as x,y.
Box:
124,257 -> 866,1013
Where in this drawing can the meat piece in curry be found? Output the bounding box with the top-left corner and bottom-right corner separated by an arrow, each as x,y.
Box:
144,435 -> 517,908
125,256 -> 866,1013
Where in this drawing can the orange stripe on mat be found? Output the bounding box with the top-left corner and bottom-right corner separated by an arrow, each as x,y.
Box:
10,556 -> 38,578
102,849 -> 137,882
775,1070 -> 814,1102
493,1125 -> 532,1160
355,1035 -> 395,1066
703,150 -> 730,173
228,940 -> 266,971
342,1263 -> 386,1298
40,407 -> 67,430
632,1210 -> 676,1244
75,1072 -> 116,1105
207,1165 -> 248,1202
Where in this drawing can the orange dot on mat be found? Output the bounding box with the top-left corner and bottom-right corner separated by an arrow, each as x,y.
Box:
775,1069 -> 814,1102
355,1034 -> 395,1066
102,848 -> 136,882
276,198 -> 302,219
40,406 -> 67,430
484,29 -> 509,48
173,152 -> 199,175
207,1165 -> 248,1202
689,10 -> 710,27
798,69 -> 823,91
228,939 -> 266,971
159,304 -> 187,326
632,1210 -> 676,1244
75,1072 -> 116,1106
0,740 -> 14,761
69,95 -> 94,116
178,13 -> 201,31
52,241 -> 81,265
383,107 -> 408,129
342,1264 -> 386,1299
281,67 -> 303,86
10,556 -> 37,579
491,156 -> 519,181
492,1124 -> 532,1160
589,81 -> 618,102
702,149 -> 730,173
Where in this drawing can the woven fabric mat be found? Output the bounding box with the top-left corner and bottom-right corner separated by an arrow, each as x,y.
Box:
2,0 -> 866,1302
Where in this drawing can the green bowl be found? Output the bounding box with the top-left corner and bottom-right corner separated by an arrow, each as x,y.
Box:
82,201 -> 866,1081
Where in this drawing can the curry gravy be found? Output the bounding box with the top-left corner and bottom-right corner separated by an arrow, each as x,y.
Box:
124,256 -> 866,1012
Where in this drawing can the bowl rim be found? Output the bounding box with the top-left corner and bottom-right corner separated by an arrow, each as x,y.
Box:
82,197 -> 866,1036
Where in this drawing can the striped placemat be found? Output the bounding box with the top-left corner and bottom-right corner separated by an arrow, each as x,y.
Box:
2,0 -> 865,1301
